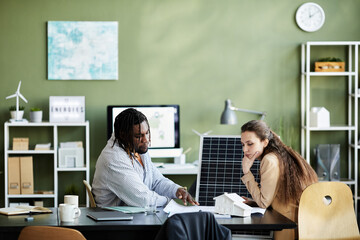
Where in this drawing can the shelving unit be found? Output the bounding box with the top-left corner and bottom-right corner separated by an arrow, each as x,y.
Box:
300,41 -> 360,212
4,121 -> 90,207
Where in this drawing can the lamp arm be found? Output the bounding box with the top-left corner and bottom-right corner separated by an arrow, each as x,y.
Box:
230,106 -> 266,119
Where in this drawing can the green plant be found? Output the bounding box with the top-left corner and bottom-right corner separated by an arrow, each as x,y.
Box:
30,107 -> 42,112
9,105 -> 25,111
318,57 -> 343,62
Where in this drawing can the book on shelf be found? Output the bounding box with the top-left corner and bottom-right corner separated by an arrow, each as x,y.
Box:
34,190 -> 54,195
34,143 -> 51,150
0,205 -> 52,216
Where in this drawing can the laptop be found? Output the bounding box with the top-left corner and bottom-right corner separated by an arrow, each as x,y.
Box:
87,211 -> 134,221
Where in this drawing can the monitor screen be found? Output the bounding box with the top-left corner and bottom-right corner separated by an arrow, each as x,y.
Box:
107,105 -> 180,149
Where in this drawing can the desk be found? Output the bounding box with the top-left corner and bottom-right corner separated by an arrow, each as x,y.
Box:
0,207 -> 296,240
62,208 -> 163,240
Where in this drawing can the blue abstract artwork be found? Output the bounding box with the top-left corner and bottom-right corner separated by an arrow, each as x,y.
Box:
48,21 -> 118,80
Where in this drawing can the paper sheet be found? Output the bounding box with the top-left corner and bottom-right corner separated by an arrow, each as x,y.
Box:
163,200 -> 230,218
251,207 -> 266,215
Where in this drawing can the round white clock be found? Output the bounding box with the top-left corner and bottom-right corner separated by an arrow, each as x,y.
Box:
296,2 -> 325,32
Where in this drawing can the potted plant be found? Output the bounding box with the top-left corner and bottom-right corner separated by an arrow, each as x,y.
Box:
9,105 -> 25,120
30,107 -> 43,123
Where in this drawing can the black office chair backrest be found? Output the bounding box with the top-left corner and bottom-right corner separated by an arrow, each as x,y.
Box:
155,212 -> 231,240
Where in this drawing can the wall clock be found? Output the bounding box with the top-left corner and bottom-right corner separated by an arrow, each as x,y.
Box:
296,2 -> 325,32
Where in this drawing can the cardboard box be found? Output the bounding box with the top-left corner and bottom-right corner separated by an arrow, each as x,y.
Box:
20,156 -> 34,194
12,138 -> 29,150
8,157 -> 20,195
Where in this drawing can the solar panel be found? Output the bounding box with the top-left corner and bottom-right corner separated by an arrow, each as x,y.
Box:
195,135 -> 261,206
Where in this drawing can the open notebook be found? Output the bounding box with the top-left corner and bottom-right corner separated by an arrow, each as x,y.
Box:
0,206 -> 52,216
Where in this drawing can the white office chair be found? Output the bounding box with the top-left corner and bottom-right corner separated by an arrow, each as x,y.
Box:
83,180 -> 96,207
298,181 -> 360,240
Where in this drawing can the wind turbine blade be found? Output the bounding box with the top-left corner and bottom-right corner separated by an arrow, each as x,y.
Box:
17,81 -> 22,92
6,94 -> 17,99
19,93 -> 28,103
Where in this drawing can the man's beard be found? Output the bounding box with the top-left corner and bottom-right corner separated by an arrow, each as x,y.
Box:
135,144 -> 148,154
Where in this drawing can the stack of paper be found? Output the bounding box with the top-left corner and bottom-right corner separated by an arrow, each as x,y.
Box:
163,200 -> 231,219
35,143 -> 51,150
60,141 -> 83,148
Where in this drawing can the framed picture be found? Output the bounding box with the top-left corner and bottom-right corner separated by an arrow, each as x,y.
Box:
49,96 -> 85,123
47,21 -> 118,80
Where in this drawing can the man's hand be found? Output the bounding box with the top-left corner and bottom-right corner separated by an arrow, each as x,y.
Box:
176,187 -> 199,206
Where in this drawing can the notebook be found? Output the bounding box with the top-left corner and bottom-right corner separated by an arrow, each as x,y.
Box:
87,211 -> 134,221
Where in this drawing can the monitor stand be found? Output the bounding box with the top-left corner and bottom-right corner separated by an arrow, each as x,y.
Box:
148,148 -> 183,164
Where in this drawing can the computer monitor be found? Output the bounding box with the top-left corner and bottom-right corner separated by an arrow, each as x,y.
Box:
107,105 -> 180,149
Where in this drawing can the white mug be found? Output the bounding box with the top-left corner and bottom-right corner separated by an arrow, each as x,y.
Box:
59,203 -> 81,222
64,195 -> 79,207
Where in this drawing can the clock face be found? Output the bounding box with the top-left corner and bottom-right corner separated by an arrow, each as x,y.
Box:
296,2 -> 325,32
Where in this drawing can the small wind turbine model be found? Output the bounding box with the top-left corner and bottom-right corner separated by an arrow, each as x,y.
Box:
6,81 -> 28,122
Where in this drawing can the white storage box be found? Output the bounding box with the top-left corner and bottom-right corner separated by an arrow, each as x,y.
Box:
58,147 -> 84,168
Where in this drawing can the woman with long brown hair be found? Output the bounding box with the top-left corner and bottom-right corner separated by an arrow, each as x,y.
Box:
240,120 -> 318,239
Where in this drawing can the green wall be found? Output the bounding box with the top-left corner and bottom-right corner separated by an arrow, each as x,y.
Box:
1,0 -> 360,207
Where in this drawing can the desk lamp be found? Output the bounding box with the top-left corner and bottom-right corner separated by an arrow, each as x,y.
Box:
220,99 -> 266,125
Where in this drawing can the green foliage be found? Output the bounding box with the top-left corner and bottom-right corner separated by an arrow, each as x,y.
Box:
30,107 -> 42,111
317,57 -> 343,62
272,117 -> 297,150
9,105 -> 25,111
64,184 -> 79,195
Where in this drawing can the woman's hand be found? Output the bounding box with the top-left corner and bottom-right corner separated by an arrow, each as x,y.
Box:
242,196 -> 258,207
176,187 -> 199,206
242,151 -> 259,174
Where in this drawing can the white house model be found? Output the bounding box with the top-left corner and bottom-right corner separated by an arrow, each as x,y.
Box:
310,107 -> 330,128
213,193 -> 252,217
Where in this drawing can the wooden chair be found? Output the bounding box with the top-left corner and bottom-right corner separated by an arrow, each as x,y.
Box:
298,181 -> 360,240
18,226 -> 86,240
83,180 -> 97,207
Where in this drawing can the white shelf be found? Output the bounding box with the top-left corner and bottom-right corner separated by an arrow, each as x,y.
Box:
5,121 -> 89,127
303,126 -> 356,131
302,71 -> 356,77
8,194 -> 55,198
57,167 -> 88,172
305,41 -> 360,46
4,121 -> 90,207
7,150 -> 55,154
300,41 -> 360,213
